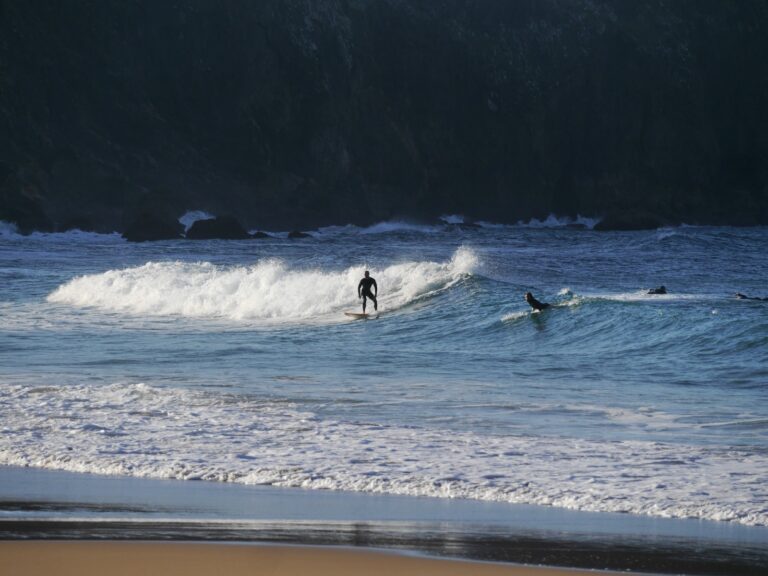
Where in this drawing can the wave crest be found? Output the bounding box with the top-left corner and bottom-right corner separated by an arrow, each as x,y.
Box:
47,248 -> 477,321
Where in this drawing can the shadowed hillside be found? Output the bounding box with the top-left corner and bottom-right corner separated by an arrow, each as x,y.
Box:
1,0 -> 767,232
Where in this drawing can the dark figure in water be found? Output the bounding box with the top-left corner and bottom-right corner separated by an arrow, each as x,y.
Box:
648,286 -> 667,295
735,293 -> 768,301
358,271 -> 378,313
525,292 -> 550,311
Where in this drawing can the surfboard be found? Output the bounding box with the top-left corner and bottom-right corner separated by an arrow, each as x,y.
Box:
344,311 -> 378,319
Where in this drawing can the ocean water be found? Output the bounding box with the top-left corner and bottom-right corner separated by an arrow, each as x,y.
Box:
1,219 -> 766,527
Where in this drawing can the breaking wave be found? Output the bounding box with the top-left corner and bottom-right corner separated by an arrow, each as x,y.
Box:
47,247 -> 477,322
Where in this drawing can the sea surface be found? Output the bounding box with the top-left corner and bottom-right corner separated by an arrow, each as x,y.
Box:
1,217 -> 767,527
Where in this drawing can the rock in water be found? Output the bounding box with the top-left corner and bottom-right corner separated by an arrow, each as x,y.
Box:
186,216 -> 250,239
0,190 -> 54,234
122,212 -> 184,242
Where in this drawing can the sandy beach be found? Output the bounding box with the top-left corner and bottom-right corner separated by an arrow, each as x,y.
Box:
0,541 -> 640,576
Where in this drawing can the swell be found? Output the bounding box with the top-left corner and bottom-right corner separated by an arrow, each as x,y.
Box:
494,286 -> 768,382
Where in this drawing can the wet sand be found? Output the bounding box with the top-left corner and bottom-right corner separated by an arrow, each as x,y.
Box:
0,541 -> 636,576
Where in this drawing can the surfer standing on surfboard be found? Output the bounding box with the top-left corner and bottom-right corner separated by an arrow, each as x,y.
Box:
358,271 -> 378,313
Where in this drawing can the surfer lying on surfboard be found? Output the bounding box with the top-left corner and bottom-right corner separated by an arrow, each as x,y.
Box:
525,291 -> 550,311
358,271 -> 378,313
735,292 -> 768,301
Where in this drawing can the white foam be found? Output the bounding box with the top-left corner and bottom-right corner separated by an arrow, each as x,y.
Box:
47,247 -> 477,322
471,214 -> 599,230
315,224 -> 360,235
315,220 -> 443,236
178,210 -> 215,232
360,220 -> 441,234
314,215 -> 600,235
0,220 -> 19,237
516,214 -> 599,229
42,230 -> 123,242
0,221 -> 122,242
0,381 -> 764,526
594,291 -> 704,303
500,311 -> 529,322
655,227 -> 679,240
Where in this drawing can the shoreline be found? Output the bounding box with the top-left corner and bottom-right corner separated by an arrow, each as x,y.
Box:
2,466 -> 767,575
0,541 -> 647,576
4,519 -> 766,575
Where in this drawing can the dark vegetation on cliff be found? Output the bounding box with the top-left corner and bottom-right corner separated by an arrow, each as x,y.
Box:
1,1 -> 767,233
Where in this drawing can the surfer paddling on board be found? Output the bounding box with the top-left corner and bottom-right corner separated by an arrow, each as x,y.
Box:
358,271 -> 378,313
525,291 -> 550,312
736,292 -> 768,301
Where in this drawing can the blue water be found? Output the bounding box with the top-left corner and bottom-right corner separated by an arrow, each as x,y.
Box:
1,222 -> 767,525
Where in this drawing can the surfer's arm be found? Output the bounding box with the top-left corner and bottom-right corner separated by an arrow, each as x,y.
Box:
373,279 -> 377,296
358,279 -> 363,298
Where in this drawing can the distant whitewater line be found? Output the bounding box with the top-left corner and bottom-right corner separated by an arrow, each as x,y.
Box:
3,216 -> 723,241
0,221 -> 123,241
1,381 -> 764,527
176,211 -> 602,237
47,247 -> 477,322
317,214 -> 600,235
515,214 -> 599,229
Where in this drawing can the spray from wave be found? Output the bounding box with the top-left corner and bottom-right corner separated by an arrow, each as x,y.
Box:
178,210 -> 215,233
47,247 -> 477,321
0,220 -> 19,237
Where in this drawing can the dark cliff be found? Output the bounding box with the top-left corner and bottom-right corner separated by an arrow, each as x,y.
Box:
1,0 -> 767,232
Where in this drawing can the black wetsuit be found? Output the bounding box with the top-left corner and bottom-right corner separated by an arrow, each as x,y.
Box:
736,293 -> 768,301
358,277 -> 378,312
525,294 -> 550,311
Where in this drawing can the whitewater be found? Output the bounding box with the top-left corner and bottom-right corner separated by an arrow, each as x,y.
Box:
1,221 -> 767,527
47,248 -> 477,322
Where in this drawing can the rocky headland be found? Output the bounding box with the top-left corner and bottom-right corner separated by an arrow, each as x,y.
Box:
1,1 -> 766,235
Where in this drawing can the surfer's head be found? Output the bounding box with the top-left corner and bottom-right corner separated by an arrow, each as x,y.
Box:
364,270 -> 370,278
525,292 -> 533,301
